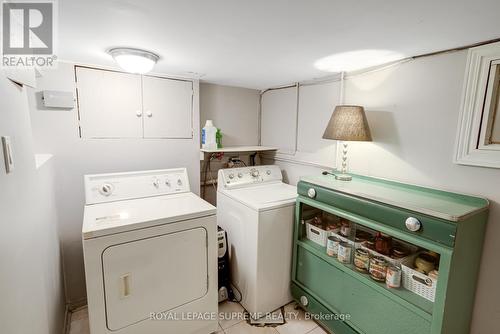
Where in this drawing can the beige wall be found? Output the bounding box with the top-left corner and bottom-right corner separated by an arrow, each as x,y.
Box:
27,62 -> 202,305
0,72 -> 66,333
263,50 -> 500,333
200,83 -> 261,205
200,83 -> 260,146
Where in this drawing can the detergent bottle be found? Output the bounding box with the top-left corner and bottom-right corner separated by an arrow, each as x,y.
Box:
202,120 -> 217,150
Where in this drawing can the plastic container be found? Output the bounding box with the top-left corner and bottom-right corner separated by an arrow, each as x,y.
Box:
202,120 -> 217,150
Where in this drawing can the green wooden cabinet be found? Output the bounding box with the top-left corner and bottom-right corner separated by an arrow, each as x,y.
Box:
291,174 -> 489,334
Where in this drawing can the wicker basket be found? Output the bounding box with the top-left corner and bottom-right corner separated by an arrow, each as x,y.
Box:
401,255 -> 437,302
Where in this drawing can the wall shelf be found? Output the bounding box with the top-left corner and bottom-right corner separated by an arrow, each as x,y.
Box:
200,146 -> 277,153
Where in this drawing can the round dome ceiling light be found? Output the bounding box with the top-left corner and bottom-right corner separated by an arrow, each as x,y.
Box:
108,48 -> 159,74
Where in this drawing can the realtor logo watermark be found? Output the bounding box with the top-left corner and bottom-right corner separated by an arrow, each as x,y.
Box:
2,0 -> 57,67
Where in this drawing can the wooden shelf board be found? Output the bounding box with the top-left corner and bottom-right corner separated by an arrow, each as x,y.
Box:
200,146 -> 278,153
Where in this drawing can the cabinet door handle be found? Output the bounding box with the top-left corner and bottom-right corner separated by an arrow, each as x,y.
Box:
136,110 -> 143,117
146,110 -> 153,117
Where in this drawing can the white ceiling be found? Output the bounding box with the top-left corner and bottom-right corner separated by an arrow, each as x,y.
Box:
59,0 -> 500,89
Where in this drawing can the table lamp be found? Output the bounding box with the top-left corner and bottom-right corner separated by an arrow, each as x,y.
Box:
322,105 -> 372,181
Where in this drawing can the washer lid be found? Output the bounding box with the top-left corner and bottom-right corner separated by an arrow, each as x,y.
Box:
82,192 -> 215,239
220,183 -> 297,211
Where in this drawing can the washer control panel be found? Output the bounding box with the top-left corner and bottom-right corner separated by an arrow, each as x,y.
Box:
84,168 -> 190,204
219,165 -> 283,189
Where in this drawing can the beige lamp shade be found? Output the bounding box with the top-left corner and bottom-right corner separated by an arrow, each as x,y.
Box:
322,105 -> 372,141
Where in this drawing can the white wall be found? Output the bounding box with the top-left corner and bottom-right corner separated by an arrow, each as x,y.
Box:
263,50 -> 500,333
27,62 -> 202,305
0,72 -> 65,333
199,83 -> 261,205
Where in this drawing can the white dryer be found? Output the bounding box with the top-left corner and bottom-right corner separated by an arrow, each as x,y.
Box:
216,165 -> 297,317
82,168 -> 218,334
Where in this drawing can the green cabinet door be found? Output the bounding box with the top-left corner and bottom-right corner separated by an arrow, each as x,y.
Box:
296,246 -> 431,334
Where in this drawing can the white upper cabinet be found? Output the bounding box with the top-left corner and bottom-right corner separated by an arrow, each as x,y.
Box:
75,67 -> 194,139
261,86 -> 298,154
142,76 -> 193,138
76,67 -> 143,138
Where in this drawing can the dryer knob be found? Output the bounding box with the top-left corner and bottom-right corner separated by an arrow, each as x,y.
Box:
307,188 -> 316,199
251,169 -> 260,177
99,183 -> 113,196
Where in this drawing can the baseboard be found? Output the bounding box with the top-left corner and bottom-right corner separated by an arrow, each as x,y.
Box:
62,304 -> 71,334
63,298 -> 88,334
68,297 -> 87,312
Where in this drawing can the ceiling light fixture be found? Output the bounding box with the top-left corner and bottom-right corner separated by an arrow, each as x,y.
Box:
315,49 -> 405,73
108,48 -> 159,74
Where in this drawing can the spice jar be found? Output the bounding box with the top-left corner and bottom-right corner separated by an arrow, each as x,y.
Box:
354,248 -> 370,273
386,266 -> 402,288
326,236 -> 341,257
337,242 -> 352,264
325,222 -> 340,235
355,230 -> 371,243
375,232 -> 392,255
311,216 -> 322,226
339,219 -> 351,238
391,246 -> 408,259
364,238 -> 376,250
369,256 -> 388,282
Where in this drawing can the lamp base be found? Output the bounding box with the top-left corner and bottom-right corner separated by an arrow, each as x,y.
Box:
335,173 -> 352,181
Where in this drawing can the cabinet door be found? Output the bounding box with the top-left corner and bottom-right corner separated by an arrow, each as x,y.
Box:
142,76 -> 193,138
76,67 -> 143,138
261,86 -> 298,154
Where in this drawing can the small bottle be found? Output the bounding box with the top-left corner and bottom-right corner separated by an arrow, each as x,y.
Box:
216,128 -> 223,149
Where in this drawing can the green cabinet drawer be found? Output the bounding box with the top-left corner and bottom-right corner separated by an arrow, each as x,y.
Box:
291,283 -> 357,334
295,246 -> 431,334
298,181 -> 457,247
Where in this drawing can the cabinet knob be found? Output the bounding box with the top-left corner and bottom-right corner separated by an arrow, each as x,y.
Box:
307,188 -> 316,198
300,295 -> 309,306
146,110 -> 153,117
135,110 -> 142,117
405,217 -> 422,232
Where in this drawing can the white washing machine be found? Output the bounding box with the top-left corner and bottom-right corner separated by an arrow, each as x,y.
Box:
82,168 -> 218,334
216,165 -> 297,317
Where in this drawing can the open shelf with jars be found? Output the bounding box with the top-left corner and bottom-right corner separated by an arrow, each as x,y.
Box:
298,205 -> 439,317
291,173 -> 489,334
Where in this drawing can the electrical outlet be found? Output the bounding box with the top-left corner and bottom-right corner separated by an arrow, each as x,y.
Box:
2,136 -> 14,173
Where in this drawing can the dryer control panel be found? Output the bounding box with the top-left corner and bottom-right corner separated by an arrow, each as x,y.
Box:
84,168 -> 190,204
218,165 -> 283,189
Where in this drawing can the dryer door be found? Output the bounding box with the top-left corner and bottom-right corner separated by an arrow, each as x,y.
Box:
102,227 -> 208,331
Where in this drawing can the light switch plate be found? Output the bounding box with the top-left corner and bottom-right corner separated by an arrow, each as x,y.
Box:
2,136 -> 14,173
